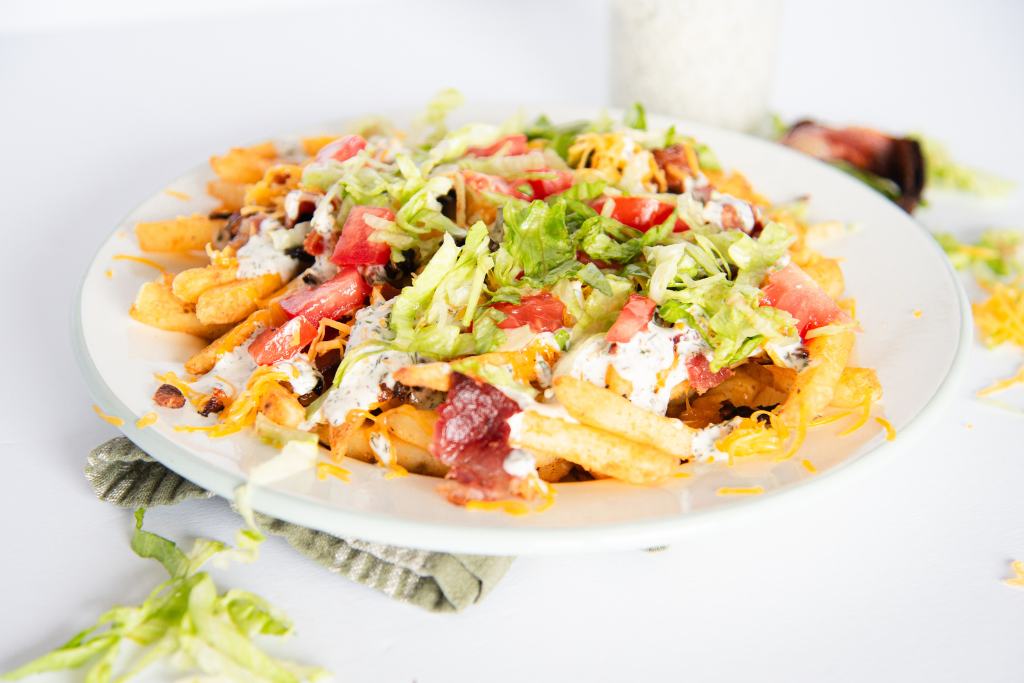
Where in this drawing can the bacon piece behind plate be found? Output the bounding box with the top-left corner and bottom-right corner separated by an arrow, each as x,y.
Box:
686,354 -> 733,394
781,121 -> 925,212
431,372 -> 523,504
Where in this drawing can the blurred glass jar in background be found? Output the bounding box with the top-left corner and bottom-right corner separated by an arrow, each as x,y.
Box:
610,0 -> 781,132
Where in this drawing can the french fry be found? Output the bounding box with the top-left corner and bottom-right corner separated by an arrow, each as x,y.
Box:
344,425 -> 449,477
207,179 -> 247,213
553,376 -> 694,458
258,382 -> 306,428
378,406 -> 437,451
135,215 -> 222,253
209,142 -> 278,184
509,412 -> 679,484
195,273 -> 281,325
798,254 -> 845,300
780,330 -> 855,422
129,279 -> 232,340
172,264 -> 239,303
185,309 -> 282,375
301,136 -> 337,157
829,367 -> 882,409
393,363 -> 452,391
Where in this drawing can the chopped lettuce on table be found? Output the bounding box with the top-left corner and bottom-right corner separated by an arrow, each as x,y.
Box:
1,510 -> 328,683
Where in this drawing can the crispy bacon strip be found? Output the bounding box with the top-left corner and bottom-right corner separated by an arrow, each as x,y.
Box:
781,121 -> 925,212
431,373 -> 524,504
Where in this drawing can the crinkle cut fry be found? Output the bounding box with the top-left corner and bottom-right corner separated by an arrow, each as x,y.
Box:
779,330 -> 856,425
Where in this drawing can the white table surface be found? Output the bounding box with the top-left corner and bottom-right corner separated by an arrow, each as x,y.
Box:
2,1 -> 1023,681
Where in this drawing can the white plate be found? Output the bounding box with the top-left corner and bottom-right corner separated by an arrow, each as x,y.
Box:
75,106 -> 970,555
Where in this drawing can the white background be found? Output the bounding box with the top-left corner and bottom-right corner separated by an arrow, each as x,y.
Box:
2,1 -> 1024,681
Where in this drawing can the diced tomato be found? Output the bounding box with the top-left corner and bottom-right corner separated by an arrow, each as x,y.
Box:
686,354 -> 733,394
606,294 -> 657,343
761,264 -> 849,337
524,170 -> 574,199
467,134 -> 529,157
463,170 -> 531,199
330,206 -> 394,266
592,196 -> 687,233
492,292 -> 566,333
315,134 -> 367,163
279,267 -> 371,327
249,317 -> 318,366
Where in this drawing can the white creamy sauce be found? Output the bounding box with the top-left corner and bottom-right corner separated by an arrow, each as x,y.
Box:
702,194 -> 756,232
236,223 -> 300,281
273,355 -> 321,395
369,430 -> 394,466
691,418 -> 740,464
554,324 -> 710,415
310,193 -> 339,235
284,190 -> 319,223
191,335 -> 260,395
301,254 -> 339,285
320,301 -> 413,426
502,448 -> 536,479
765,338 -> 809,372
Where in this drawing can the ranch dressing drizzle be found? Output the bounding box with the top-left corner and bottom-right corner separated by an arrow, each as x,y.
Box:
320,301 -> 413,426
553,323 -> 709,415
236,217 -> 301,280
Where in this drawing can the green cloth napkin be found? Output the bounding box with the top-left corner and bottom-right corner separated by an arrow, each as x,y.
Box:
86,437 -> 512,613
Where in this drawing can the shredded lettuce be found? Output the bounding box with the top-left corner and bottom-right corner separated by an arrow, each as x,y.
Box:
937,229 -> 1024,279
914,134 -> 1013,196
624,102 -> 647,131
501,200 -> 576,283
416,87 -> 465,146
571,274 -> 633,339
524,115 -> 589,160
646,224 -> 798,370
574,210 -> 677,265
389,223 -> 504,359
1,510 -> 327,683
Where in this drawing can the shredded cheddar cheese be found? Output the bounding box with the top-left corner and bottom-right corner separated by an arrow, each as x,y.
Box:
913,309 -> 923,318
316,461 -> 351,482
112,254 -> 168,275
874,416 -> 896,441
92,404 -> 124,427
973,279 -> 1024,348
466,499 -> 532,516
801,459 -> 817,474
567,133 -> 664,191
175,367 -> 290,437
135,412 -> 158,429
163,189 -> 191,201
716,486 -> 765,496
977,366 -> 1024,397
104,269 -> 113,279
837,396 -> 873,437
1005,560 -> 1024,588
308,318 -> 351,362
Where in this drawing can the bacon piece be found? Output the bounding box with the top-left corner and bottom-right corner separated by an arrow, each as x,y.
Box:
652,144 -> 694,193
431,373 -> 523,504
686,355 -> 733,394
153,384 -> 185,409
781,121 -> 925,212
303,230 -> 326,256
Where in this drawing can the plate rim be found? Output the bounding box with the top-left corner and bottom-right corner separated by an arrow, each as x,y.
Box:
72,108 -> 973,555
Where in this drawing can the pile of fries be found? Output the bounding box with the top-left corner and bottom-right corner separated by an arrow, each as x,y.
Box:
123,95 -> 885,509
